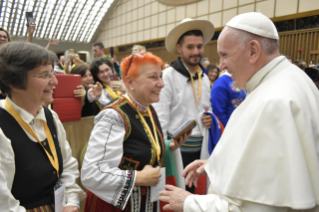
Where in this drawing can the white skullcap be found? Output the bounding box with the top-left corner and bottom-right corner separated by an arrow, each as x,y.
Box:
226,12 -> 279,40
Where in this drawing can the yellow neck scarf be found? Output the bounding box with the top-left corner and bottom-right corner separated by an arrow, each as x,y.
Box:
103,83 -> 121,99
189,66 -> 202,107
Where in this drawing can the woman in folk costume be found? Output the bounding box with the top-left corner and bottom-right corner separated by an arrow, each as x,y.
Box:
81,52 -> 190,212
87,57 -> 126,110
0,42 -> 86,212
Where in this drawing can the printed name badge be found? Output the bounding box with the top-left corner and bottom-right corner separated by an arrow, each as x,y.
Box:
150,167 -> 166,202
54,183 -> 66,212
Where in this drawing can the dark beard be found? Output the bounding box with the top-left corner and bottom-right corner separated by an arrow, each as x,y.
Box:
182,55 -> 202,67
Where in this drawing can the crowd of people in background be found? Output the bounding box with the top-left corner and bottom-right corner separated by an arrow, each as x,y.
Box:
0,11 -> 318,212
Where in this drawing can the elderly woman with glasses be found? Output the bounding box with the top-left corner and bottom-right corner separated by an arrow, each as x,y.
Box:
81,52 -> 191,212
0,42 -> 86,212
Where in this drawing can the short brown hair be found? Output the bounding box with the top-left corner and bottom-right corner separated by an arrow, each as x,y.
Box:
71,64 -> 90,77
0,42 -> 57,96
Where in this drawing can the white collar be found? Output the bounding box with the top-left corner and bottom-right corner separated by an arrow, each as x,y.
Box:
182,62 -> 202,77
7,97 -> 46,124
127,92 -> 149,113
246,56 -> 286,93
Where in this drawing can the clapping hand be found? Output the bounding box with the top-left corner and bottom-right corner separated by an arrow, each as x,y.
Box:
88,82 -> 103,99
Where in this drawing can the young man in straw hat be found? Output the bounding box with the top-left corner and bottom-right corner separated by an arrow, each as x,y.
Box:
153,18 -> 215,193
159,12 -> 319,212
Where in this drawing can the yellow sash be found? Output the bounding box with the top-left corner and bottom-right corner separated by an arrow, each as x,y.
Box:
103,83 -> 121,99
189,66 -> 202,107
4,99 -> 60,177
125,94 -> 161,163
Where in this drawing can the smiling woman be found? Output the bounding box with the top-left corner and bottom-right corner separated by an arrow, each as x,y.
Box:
71,64 -> 101,117
0,42 -> 86,212
81,52 -> 191,212
0,27 -> 11,47
87,57 -> 125,110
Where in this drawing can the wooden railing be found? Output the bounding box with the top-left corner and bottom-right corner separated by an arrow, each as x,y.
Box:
113,27 -> 319,65
62,116 -> 95,212
279,28 -> 319,64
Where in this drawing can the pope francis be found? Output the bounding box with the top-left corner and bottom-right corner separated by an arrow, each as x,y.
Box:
159,12 -> 319,212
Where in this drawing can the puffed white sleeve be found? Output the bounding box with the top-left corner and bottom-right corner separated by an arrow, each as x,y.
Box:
0,129 -> 26,212
81,108 -> 136,210
52,111 -> 86,209
152,71 -> 173,140
87,88 -> 112,108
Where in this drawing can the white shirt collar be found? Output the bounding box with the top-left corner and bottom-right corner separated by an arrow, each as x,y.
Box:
182,62 -> 202,76
246,56 -> 286,93
7,97 -> 47,125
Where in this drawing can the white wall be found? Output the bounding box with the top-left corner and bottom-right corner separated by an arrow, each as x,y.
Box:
97,0 -> 319,48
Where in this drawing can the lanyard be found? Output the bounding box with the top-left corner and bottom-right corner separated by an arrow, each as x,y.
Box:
189,66 -> 202,107
103,83 -> 121,100
125,94 -> 161,163
4,99 -> 59,177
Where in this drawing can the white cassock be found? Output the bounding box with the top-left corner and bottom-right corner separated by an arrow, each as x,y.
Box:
184,56 -> 319,212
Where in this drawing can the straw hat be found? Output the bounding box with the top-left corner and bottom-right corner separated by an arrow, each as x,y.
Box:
165,18 -> 215,54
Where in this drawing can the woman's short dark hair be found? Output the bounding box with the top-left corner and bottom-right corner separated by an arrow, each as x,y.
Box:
90,57 -> 114,84
71,64 -> 90,77
0,27 -> 12,42
0,42 -> 57,96
206,64 -> 220,80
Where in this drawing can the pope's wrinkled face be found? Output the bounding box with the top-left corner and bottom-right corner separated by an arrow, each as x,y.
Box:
217,27 -> 250,89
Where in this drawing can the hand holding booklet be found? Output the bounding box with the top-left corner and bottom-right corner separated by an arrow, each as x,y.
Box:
172,119 -> 197,140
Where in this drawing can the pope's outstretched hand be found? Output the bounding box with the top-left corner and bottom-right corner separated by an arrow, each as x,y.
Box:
183,159 -> 208,188
159,185 -> 191,212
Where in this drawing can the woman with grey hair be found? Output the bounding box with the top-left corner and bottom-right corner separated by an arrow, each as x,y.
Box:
0,42 -> 85,212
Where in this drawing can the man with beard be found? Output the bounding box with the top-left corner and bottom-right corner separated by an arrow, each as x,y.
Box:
153,18 -> 215,193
